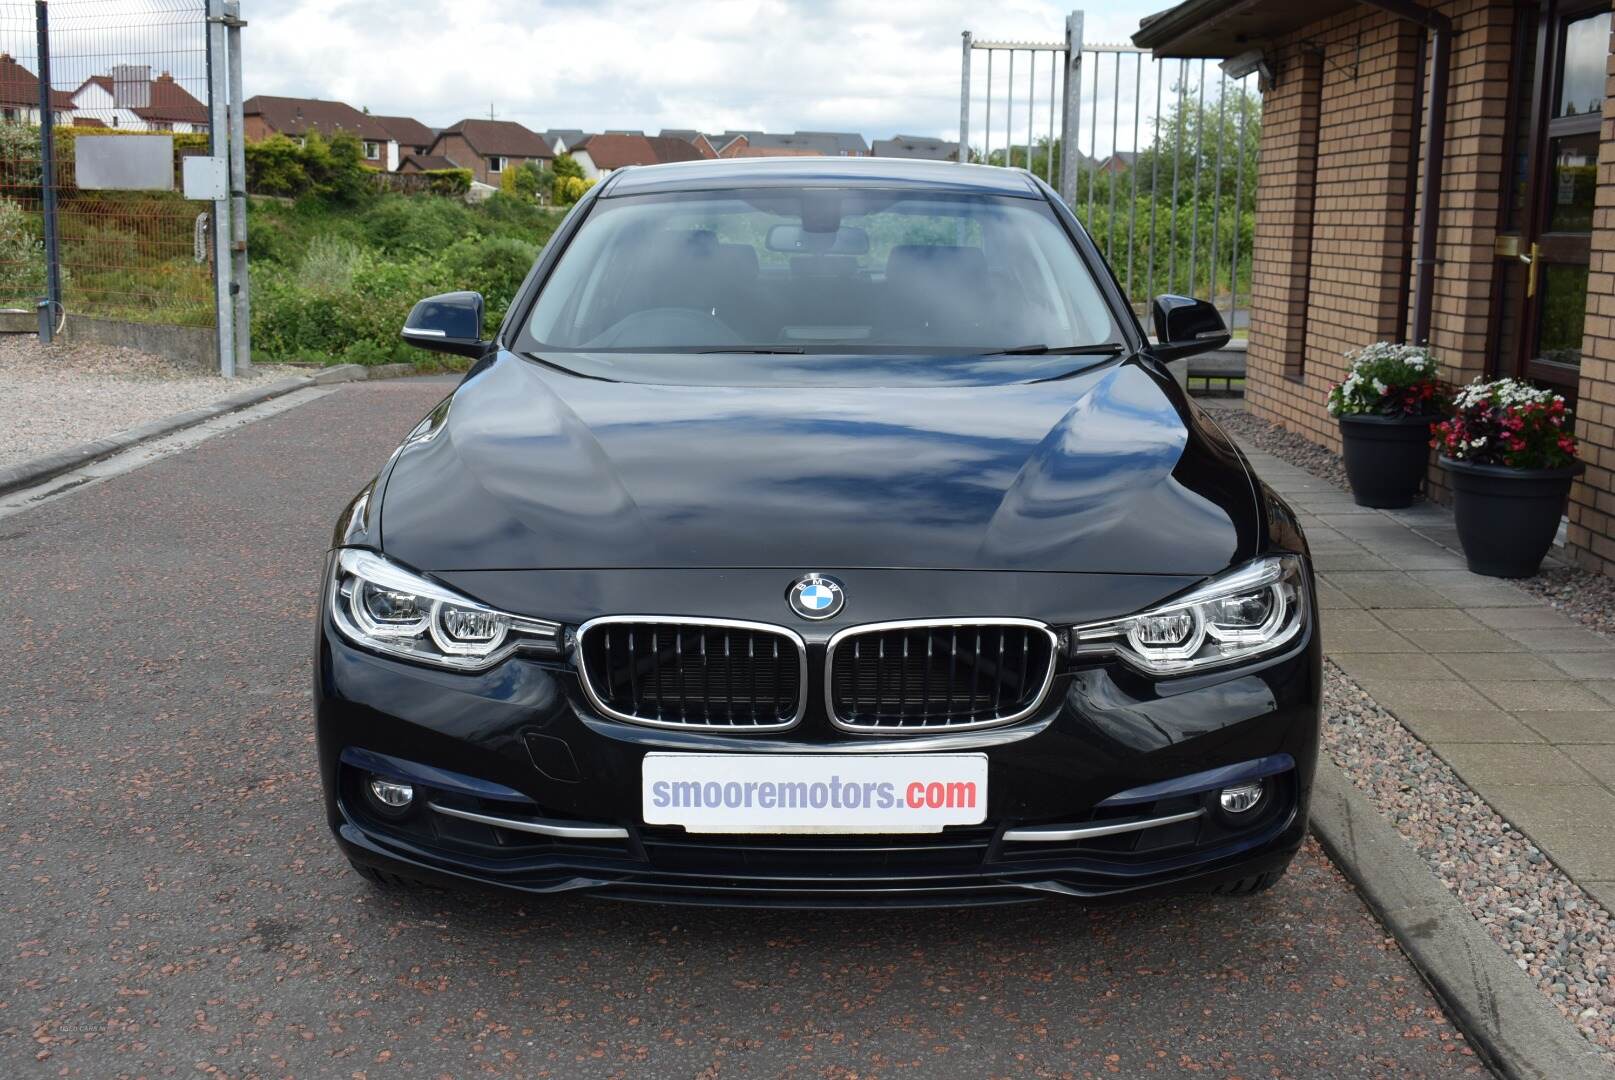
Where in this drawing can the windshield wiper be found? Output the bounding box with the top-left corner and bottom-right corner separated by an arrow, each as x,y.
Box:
696,345 -> 807,354
991,343 -> 1127,356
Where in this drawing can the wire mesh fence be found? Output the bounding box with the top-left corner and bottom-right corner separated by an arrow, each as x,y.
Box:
0,0 -> 213,329
962,18 -> 1259,333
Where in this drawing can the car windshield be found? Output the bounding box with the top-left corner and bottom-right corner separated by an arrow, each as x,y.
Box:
522,188 -> 1120,354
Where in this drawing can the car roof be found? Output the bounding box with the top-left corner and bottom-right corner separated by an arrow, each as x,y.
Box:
601,155 -> 1045,199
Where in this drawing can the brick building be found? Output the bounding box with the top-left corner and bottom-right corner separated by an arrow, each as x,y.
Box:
429,119 -> 552,186
1135,0 -> 1615,576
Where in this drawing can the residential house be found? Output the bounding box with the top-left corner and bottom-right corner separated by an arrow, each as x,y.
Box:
542,128 -> 589,155
397,153 -> 459,174
1096,150 -> 1138,174
69,70 -> 207,132
727,131 -> 870,157
429,118 -> 552,185
569,133 -> 706,179
372,114 -> 435,170
243,95 -> 396,167
871,134 -> 960,161
0,53 -> 73,125
713,130 -> 872,158
1132,0 -> 1615,577
657,129 -> 722,158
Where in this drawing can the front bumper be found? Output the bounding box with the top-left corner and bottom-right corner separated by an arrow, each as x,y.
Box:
315,602 -> 1321,908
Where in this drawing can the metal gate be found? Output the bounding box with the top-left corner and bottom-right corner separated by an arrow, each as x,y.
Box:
961,10 -> 1259,331
0,0 -> 247,372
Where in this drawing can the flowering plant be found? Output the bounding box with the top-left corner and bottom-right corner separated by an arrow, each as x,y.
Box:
1432,378 -> 1579,469
1326,342 -> 1446,418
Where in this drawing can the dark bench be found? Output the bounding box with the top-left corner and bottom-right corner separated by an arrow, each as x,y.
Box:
1187,347 -> 1246,396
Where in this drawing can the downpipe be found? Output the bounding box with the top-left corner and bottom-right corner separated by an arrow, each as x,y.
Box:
1358,0 -> 1451,346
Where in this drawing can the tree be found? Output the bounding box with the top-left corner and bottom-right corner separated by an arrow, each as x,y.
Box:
552,153 -> 584,181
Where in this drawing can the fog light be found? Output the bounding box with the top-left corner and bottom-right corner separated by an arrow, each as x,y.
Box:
368,777 -> 414,809
1219,781 -> 1264,814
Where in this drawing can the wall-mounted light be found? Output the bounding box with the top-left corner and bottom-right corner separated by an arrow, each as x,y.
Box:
1221,49 -> 1277,90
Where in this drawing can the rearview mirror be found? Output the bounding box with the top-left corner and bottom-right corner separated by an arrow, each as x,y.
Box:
401,291 -> 487,358
1150,294 -> 1230,362
765,224 -> 870,255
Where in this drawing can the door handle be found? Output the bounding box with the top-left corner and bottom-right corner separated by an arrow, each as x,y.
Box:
1520,242 -> 1540,298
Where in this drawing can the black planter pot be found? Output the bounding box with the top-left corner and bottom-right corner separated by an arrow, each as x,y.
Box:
1439,456 -> 1584,578
1338,413 -> 1436,508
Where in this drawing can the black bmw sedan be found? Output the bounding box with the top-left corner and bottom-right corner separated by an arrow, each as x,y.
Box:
316,157 -> 1319,908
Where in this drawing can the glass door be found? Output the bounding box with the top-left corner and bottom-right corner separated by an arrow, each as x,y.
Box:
1511,0 -> 1609,395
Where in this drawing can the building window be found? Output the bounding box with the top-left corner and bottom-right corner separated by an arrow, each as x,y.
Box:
2,107 -> 19,123
487,155 -> 505,173
363,140 -> 381,160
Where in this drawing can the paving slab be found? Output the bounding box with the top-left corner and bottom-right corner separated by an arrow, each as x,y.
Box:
1500,625 -> 1614,651
1472,606 -> 1584,630
1402,626 -> 1518,652
1574,745 -> 1615,786
1324,626 -> 1412,653
1543,650 -> 1615,679
1334,651 -> 1454,682
1375,607 -> 1490,632
1356,678 -> 1498,714
1514,710 -> 1615,743
1482,785 -> 1615,879
1472,680 -> 1614,712
1435,653 -> 1566,681
1432,743 -> 1594,786
1394,707 -> 1547,744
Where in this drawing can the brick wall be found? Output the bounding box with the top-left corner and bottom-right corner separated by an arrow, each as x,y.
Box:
1248,9 -> 1423,452
1245,0 -> 1615,575
1568,1 -> 1615,572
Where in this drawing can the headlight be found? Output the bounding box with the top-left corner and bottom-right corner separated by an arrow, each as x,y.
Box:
328,548 -> 561,670
1070,555 -> 1308,675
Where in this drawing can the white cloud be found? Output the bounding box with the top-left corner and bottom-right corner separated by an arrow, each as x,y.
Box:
241,0 -> 1165,142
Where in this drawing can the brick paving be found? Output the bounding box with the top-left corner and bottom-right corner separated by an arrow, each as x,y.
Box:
1227,433 -> 1615,915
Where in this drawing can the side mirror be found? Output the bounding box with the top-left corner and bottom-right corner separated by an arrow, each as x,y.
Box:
401,291 -> 487,358
1150,294 -> 1230,361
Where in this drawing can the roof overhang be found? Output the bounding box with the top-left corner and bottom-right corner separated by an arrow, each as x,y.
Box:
1133,0 -> 1357,57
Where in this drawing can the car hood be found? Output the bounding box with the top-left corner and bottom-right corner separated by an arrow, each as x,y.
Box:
378,351 -> 1259,575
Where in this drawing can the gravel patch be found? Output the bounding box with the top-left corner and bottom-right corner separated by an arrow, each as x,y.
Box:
0,335 -> 285,470
1207,398 -> 1615,641
1205,399 -> 1353,492
1324,658 -> 1615,1063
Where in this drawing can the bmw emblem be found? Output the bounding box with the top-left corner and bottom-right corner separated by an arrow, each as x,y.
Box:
787,573 -> 845,620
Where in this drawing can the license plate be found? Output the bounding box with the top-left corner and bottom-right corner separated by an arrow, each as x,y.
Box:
642,753 -> 987,834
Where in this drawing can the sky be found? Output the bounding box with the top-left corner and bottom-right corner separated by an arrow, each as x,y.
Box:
240,0 -> 1170,149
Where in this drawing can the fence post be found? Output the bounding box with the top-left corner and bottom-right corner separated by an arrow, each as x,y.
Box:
225,1 -> 249,373
1059,10 -> 1082,206
205,0 -> 234,376
34,0 -> 60,344
959,31 -> 971,163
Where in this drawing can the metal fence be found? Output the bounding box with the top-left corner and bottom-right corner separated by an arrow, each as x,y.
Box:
961,11 -> 1259,332
0,0 -> 245,365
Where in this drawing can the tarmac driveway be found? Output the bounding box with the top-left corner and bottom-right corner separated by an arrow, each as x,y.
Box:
0,378 -> 1486,1077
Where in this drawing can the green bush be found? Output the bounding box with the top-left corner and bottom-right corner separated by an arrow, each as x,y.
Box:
357,195 -> 479,256
438,235 -> 538,324
297,234 -> 364,293
248,188 -> 564,365
422,168 -> 471,196
244,131 -> 373,205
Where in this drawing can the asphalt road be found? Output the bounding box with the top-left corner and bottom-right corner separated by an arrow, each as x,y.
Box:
0,377 -> 1487,1078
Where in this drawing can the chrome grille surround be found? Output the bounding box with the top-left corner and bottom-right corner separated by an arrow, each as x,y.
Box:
824,618 -> 1060,734
575,616 -> 808,731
